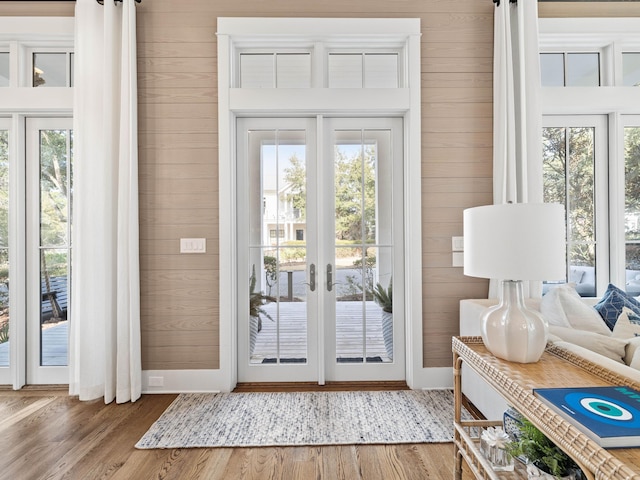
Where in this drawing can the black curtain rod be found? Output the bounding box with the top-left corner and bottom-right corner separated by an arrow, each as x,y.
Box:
96,0 -> 142,4
493,0 -> 517,5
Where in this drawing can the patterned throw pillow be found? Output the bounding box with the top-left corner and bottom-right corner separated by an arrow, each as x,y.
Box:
594,284 -> 640,330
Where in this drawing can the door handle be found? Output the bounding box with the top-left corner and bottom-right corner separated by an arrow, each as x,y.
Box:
327,264 -> 336,292
303,263 -> 316,292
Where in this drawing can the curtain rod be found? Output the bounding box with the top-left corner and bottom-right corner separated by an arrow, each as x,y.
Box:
493,0 -> 517,5
96,0 -> 142,4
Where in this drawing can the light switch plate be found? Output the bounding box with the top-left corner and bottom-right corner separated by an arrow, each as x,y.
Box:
452,236 -> 464,252
452,252 -> 464,267
180,238 -> 206,253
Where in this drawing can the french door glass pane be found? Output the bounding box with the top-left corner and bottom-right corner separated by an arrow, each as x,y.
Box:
543,126 -> 596,297
40,249 -> 67,366
625,126 -> 640,295
248,129 -> 308,364
0,130 -> 8,366
333,129 -> 393,362
39,129 -> 71,366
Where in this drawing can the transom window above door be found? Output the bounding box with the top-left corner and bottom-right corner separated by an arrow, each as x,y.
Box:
237,50 -> 402,89
227,18 -> 413,90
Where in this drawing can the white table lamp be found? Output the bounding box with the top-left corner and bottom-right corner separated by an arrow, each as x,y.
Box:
463,203 -> 566,363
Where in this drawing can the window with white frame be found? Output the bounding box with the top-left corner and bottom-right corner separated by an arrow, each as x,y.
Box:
539,18 -> 640,297
0,17 -> 74,387
31,49 -> 74,87
0,43 -> 73,88
234,44 -> 406,89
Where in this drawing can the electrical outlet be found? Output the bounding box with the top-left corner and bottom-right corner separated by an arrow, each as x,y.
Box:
148,376 -> 164,387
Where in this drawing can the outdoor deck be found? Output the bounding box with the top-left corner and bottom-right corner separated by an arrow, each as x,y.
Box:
252,301 -> 390,363
0,321 -> 68,367
0,300 -> 391,370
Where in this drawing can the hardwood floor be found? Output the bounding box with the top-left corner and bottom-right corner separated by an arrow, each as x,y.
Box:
0,388 -> 473,480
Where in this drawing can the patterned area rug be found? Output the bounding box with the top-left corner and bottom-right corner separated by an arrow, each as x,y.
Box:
136,389 -> 460,449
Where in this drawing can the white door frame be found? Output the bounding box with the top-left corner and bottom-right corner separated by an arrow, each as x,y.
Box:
236,117 -> 405,384
0,117 -> 17,386
25,117 -> 72,385
217,17 -> 423,391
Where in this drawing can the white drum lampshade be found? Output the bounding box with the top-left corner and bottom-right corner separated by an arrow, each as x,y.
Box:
463,203 -> 566,363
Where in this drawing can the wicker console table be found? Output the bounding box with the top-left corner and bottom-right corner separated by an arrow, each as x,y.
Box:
452,336 -> 640,480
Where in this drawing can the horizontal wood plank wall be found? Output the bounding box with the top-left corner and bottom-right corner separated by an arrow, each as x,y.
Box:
0,2 -> 73,16
539,2 -> 640,18
4,1 -> 639,373
135,0 -> 495,371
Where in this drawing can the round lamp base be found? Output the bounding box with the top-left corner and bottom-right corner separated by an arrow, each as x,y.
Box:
480,280 -> 548,363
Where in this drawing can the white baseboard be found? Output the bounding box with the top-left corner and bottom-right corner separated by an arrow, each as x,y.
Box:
411,367 -> 454,390
141,366 -> 453,394
141,369 -> 234,394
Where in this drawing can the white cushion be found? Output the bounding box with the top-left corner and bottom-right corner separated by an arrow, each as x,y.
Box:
540,284 -> 610,334
612,307 -> 640,339
611,308 -> 640,366
552,340 -> 640,383
629,343 -> 640,370
626,337 -> 640,369
548,325 -> 627,364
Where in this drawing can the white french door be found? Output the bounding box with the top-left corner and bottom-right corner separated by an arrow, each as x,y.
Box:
237,117 -> 404,383
26,118 -> 72,384
0,117 -> 71,387
0,118 -> 10,385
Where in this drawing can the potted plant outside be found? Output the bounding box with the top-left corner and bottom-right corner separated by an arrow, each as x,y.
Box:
372,277 -> 393,359
249,265 -> 276,355
505,418 -> 582,480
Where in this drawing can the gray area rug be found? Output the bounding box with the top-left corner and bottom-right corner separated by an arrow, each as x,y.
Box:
136,389 -> 460,449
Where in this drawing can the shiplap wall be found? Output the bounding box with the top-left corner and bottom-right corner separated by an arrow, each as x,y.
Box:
1,1 -> 638,372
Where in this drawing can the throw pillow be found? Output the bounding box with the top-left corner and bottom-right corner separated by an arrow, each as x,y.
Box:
626,337 -> 640,369
594,284 -> 640,330
540,283 -> 610,334
612,307 -> 640,365
629,341 -> 640,370
548,325 -> 628,364
612,307 -> 640,339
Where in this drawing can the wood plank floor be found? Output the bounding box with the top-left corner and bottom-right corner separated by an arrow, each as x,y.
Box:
0,388 -> 474,480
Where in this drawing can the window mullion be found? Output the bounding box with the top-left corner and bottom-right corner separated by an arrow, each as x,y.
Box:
9,41 -> 19,87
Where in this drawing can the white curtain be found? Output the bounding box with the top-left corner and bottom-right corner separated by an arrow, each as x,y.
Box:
490,0 -> 543,298
70,0 -> 141,403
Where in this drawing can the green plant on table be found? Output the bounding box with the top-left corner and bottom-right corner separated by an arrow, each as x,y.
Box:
505,418 -> 579,478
